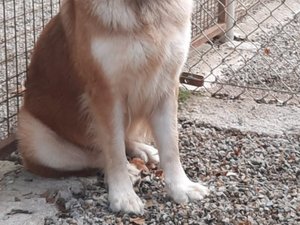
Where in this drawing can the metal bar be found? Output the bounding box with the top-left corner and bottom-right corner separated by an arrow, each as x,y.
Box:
180,72 -> 204,87
12,0 -> 20,113
225,0 -> 236,41
2,0 -> 10,135
32,0 -> 37,44
22,0 -> 29,72
218,0 -> 226,24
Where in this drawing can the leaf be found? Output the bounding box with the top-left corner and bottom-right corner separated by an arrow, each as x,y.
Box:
214,170 -> 228,177
238,220 -> 252,225
146,162 -> 157,170
234,147 -> 242,157
145,199 -> 155,208
264,48 -> 270,56
130,217 -> 145,225
130,158 -> 149,172
155,170 -> 164,178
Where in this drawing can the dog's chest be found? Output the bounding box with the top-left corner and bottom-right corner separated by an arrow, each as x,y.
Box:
91,29 -> 189,82
91,27 -> 190,113
91,36 -> 153,79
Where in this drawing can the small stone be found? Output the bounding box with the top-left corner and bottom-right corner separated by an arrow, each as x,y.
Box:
84,199 -> 94,206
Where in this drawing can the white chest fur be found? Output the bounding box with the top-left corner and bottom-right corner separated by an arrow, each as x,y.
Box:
90,24 -> 191,115
91,24 -> 191,81
90,0 -> 193,88
91,36 -> 151,79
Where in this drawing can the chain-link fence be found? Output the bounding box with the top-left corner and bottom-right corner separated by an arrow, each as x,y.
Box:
185,0 -> 300,106
0,0 -> 300,143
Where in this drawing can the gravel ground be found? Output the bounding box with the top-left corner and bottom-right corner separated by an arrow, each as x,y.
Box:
222,13 -> 300,95
34,115 -> 298,225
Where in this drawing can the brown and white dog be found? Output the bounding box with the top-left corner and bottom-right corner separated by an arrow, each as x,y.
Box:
17,0 -> 209,214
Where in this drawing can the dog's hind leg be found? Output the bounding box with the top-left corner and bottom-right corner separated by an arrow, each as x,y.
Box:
17,109 -> 104,177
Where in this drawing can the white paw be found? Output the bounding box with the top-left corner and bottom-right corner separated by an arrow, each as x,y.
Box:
127,162 -> 141,185
109,188 -> 144,214
167,180 -> 210,203
127,142 -> 159,164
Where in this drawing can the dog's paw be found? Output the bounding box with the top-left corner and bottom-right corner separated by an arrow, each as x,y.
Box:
167,180 -> 209,203
127,142 -> 159,164
109,189 -> 144,214
127,162 -> 141,186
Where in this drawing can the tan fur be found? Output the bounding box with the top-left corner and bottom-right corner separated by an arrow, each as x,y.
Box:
18,0 -> 208,214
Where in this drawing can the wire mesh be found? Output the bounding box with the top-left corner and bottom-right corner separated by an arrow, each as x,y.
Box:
185,0 -> 300,106
192,0 -> 219,38
0,0 -> 60,141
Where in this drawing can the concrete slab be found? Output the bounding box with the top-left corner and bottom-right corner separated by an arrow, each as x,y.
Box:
183,95 -> 300,136
0,165 -> 86,225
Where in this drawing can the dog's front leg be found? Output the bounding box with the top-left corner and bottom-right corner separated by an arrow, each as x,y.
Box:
150,93 -> 209,203
89,98 -> 144,214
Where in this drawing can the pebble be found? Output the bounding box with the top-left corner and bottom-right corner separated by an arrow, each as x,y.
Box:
84,199 -> 94,207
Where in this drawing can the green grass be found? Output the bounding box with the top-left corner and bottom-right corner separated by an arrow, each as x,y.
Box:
178,88 -> 192,103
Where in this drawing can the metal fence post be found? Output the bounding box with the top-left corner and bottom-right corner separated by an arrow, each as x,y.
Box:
218,0 -> 226,24
220,0 -> 236,42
